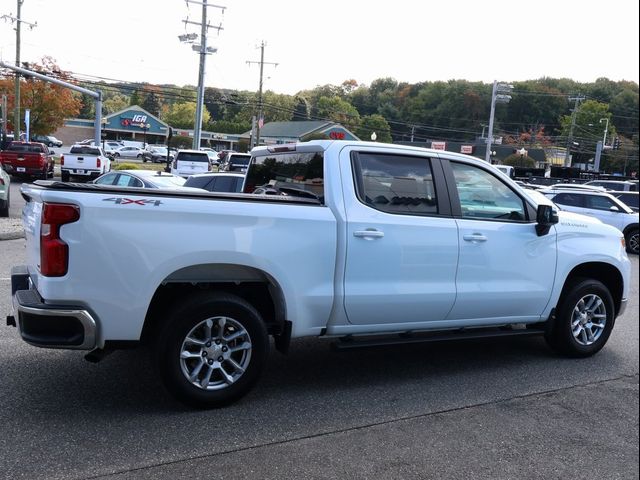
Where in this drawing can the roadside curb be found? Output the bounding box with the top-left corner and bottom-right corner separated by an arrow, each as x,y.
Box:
0,231 -> 25,241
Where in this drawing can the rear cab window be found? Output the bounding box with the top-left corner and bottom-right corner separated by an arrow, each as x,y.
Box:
244,149 -> 324,203
176,152 -> 209,163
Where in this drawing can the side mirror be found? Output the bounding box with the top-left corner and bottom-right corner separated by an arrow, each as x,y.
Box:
535,204 -> 559,236
609,206 -> 620,212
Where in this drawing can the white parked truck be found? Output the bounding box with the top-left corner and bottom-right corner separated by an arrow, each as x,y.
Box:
8,141 -> 632,407
60,144 -> 111,182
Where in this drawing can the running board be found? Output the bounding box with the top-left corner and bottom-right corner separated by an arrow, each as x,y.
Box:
331,327 -> 545,351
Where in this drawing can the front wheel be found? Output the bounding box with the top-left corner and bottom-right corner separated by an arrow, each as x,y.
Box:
545,278 -> 614,357
625,229 -> 639,255
155,292 -> 269,408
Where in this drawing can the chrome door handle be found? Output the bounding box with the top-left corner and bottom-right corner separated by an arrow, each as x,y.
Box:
463,233 -> 487,243
354,229 -> 384,239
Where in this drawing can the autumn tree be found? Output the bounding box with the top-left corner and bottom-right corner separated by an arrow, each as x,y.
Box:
162,101 -> 210,129
0,57 -> 81,134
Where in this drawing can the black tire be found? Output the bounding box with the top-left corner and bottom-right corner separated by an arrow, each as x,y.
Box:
0,194 -> 8,218
625,228 -> 639,255
545,277 -> 615,358
61,171 -> 70,182
155,291 -> 269,408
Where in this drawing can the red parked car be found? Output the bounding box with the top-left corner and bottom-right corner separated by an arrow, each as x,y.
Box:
0,141 -> 55,180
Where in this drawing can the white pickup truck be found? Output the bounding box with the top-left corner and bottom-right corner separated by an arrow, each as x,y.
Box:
60,144 -> 111,182
8,140 -> 632,407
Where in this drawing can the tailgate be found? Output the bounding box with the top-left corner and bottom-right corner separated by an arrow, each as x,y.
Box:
64,154 -> 99,169
21,186 -> 44,278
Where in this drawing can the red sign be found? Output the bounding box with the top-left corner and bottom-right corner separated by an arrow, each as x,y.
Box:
431,141 -> 446,150
461,145 -> 473,154
329,131 -> 345,140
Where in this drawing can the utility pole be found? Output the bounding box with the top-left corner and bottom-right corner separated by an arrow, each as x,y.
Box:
564,95 -> 585,166
246,41 -> 278,148
181,0 -> 225,150
2,1 -> 37,139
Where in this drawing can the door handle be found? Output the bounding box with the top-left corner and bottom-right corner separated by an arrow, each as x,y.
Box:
354,229 -> 384,239
463,233 -> 487,243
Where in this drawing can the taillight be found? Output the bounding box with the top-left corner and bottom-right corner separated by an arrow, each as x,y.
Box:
60,155 -> 64,166
40,203 -> 80,277
97,157 -> 101,168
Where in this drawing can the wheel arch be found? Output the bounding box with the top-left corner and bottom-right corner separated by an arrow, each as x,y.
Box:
141,263 -> 288,345
559,262 -> 624,317
622,223 -> 638,237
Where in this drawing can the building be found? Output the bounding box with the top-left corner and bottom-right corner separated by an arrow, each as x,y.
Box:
53,106 -> 242,150
240,120 -> 360,145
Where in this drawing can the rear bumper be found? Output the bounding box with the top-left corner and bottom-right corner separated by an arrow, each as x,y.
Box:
9,266 -> 97,350
1,164 -> 45,175
61,168 -> 102,178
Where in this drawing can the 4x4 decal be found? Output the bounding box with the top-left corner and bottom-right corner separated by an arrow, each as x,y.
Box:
103,197 -> 163,206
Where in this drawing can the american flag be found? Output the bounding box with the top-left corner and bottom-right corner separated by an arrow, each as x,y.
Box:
258,116 -> 264,129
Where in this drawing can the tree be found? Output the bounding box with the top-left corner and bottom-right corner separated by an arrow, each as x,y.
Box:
292,96 -> 310,120
141,89 -> 161,116
356,114 -> 392,143
314,96 -> 360,130
129,90 -> 141,107
0,56 -> 81,134
503,153 -> 536,168
162,102 -> 210,129
103,94 -> 129,114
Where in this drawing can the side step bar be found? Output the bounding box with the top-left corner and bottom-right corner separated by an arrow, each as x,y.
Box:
331,326 -> 545,351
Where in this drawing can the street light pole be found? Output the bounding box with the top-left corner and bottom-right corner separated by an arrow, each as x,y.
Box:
599,117 -> 609,145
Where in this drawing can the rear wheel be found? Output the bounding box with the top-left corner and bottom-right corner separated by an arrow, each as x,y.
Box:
61,171 -> 70,182
155,292 -> 269,408
545,278 -> 614,357
625,228 -> 639,254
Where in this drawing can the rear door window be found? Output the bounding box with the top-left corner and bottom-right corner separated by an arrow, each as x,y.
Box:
352,153 -> 438,216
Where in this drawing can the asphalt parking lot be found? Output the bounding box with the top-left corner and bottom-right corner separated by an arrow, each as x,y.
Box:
0,232 -> 637,479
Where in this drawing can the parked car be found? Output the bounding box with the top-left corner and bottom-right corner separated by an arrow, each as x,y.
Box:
31,134 -> 63,148
171,149 -> 211,178
613,191 -> 639,212
202,150 -> 219,166
102,141 -> 124,157
183,172 -> 245,193
0,141 -> 54,180
541,188 -> 639,254
585,180 -> 638,192
547,183 -> 606,191
113,146 -> 148,159
0,161 -> 10,217
93,170 -> 203,191
219,152 -> 251,172
144,146 -> 174,164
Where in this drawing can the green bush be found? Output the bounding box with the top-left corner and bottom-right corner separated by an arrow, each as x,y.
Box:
114,163 -> 139,170
503,154 -> 535,168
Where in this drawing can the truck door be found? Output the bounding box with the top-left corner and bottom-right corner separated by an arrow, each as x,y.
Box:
444,160 -> 556,322
341,149 -> 458,326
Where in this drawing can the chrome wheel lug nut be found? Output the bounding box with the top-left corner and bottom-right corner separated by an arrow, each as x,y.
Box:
202,351 -> 207,357
215,339 -> 221,345
222,346 -> 228,352
208,359 -> 213,365
206,342 -> 211,347
217,356 -> 224,362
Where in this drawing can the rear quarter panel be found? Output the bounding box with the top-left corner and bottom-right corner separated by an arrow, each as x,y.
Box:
26,188 -> 338,345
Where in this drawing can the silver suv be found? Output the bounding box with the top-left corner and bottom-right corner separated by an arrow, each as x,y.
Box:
541,188 -> 639,254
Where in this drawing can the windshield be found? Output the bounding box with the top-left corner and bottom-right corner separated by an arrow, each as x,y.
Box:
177,152 -> 209,163
6,142 -> 46,153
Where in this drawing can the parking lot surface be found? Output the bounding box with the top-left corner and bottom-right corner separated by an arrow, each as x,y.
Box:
0,240 -> 637,480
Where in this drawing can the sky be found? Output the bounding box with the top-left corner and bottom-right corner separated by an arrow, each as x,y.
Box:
1,0 -> 639,96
